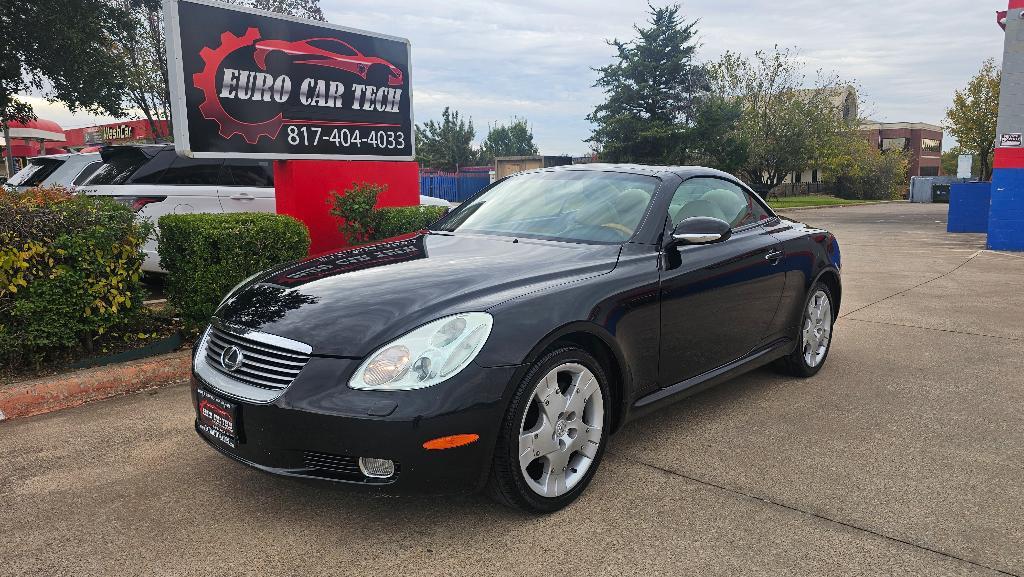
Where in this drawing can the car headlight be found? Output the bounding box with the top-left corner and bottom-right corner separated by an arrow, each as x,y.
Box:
350,313 -> 493,391
218,271 -> 263,308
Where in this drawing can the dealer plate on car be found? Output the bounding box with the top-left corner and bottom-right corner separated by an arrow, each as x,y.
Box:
197,388 -> 240,448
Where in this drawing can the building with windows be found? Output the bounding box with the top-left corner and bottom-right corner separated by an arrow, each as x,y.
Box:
784,120 -> 945,186
860,122 -> 943,177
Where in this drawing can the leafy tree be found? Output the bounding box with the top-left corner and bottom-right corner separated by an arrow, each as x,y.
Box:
246,0 -> 325,20
0,0 -> 128,122
0,0 -> 129,172
824,135 -> 908,200
108,0 -> 170,141
687,94 -> 749,173
104,0 -> 326,141
586,3 -> 708,164
941,147 -> 980,179
479,117 -> 538,164
708,46 -> 856,190
945,58 -> 1000,181
415,107 -> 478,171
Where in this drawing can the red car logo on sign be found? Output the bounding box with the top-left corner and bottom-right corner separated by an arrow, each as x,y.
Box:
254,38 -> 404,86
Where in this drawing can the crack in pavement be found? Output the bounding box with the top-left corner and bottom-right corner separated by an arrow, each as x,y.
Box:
840,318 -> 1024,342
611,452 -> 1021,577
839,251 -> 983,319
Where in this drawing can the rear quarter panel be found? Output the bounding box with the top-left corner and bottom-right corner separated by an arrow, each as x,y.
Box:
764,217 -> 841,341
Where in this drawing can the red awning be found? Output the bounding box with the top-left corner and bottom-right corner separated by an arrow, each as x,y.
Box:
6,118 -> 65,142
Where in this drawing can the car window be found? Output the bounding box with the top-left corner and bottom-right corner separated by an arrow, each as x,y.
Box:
157,156 -> 225,186
7,158 -> 64,187
669,177 -> 770,229
85,151 -> 149,185
437,171 -> 658,244
72,161 -> 103,185
128,150 -> 177,184
222,160 -> 274,187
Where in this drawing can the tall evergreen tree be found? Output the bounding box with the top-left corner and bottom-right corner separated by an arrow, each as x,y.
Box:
415,107 -> 478,171
587,3 -> 707,164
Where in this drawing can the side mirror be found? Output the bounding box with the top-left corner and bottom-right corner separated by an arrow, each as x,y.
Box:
670,216 -> 732,246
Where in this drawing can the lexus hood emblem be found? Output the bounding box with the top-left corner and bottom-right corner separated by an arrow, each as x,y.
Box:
220,345 -> 244,372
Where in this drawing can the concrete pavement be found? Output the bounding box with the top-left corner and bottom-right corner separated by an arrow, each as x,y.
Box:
2,203 -> 1022,576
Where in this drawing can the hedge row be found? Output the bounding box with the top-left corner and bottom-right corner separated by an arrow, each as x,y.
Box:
0,187 -> 151,366
158,213 -> 310,329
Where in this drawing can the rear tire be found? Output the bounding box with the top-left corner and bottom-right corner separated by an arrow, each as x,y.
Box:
487,346 -> 610,513
776,282 -> 835,378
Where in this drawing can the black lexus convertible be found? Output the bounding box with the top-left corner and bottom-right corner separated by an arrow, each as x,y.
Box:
192,164 -> 841,512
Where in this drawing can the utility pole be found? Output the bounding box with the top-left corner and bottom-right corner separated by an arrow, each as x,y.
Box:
2,120 -> 15,178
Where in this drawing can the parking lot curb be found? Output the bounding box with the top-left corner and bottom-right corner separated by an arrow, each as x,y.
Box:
0,350 -> 191,422
774,200 -> 905,212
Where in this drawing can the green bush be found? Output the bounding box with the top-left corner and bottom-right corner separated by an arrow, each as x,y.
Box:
0,187 -> 151,367
372,206 -> 449,240
328,182 -> 448,245
158,213 -> 310,329
826,138 -> 909,200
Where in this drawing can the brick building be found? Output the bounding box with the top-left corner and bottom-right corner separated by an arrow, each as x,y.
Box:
860,122 -> 944,177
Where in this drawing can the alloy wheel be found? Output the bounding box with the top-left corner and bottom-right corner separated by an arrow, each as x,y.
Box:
802,290 -> 833,368
517,363 -> 604,498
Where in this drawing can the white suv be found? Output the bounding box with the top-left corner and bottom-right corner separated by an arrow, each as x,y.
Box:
80,145 -> 449,273
79,145 -> 275,272
5,152 -> 102,191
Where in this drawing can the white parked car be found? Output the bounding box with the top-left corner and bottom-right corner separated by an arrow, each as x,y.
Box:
79,145 -> 275,272
5,152 -> 101,191
80,145 -> 448,273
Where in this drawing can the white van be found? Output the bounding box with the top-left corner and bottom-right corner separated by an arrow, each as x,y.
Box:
79,145 -> 275,272
5,152 -> 102,191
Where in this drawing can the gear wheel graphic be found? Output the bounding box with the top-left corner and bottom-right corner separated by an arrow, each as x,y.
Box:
193,28 -> 284,144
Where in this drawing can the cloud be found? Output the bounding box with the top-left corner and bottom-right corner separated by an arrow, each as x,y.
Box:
321,0 -> 1003,153
12,94 -> 140,130
22,0 -> 1003,154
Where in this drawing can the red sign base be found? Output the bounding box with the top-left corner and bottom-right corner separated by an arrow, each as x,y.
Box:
274,160 -> 420,255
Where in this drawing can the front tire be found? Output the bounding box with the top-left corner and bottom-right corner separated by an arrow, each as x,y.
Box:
776,282 -> 835,378
488,347 -> 610,513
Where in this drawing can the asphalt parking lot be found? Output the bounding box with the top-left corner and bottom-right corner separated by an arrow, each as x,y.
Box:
2,202 -> 1022,577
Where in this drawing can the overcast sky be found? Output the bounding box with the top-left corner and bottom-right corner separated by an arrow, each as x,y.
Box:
32,0 -> 1004,154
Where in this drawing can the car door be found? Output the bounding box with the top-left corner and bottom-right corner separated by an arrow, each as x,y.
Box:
149,154 -> 225,216
219,160 -> 276,214
658,176 -> 786,386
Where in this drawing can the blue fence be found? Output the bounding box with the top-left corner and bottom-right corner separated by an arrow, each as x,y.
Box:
420,172 -> 490,202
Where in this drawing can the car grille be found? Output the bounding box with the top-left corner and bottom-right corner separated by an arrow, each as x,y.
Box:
303,451 -> 363,480
204,325 -> 311,392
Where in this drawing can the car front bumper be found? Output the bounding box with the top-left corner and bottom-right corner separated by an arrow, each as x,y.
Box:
191,355 -> 521,493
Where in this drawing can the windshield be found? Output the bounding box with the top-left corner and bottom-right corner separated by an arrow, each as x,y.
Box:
436,171 -> 659,244
7,158 -> 64,188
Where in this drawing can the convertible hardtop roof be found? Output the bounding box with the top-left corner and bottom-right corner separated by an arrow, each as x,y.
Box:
524,163 -> 740,181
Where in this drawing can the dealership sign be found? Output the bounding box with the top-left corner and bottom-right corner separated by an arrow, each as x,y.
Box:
164,0 -> 413,160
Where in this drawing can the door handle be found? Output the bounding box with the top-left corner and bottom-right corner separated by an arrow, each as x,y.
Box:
230,193 -> 254,200
765,249 -> 784,264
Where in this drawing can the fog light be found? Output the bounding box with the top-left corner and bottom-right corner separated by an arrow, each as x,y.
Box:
358,457 -> 396,478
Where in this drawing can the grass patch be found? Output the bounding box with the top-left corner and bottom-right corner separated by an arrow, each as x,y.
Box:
767,195 -> 874,209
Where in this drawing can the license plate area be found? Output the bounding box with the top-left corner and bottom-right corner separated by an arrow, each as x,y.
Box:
197,388 -> 240,448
